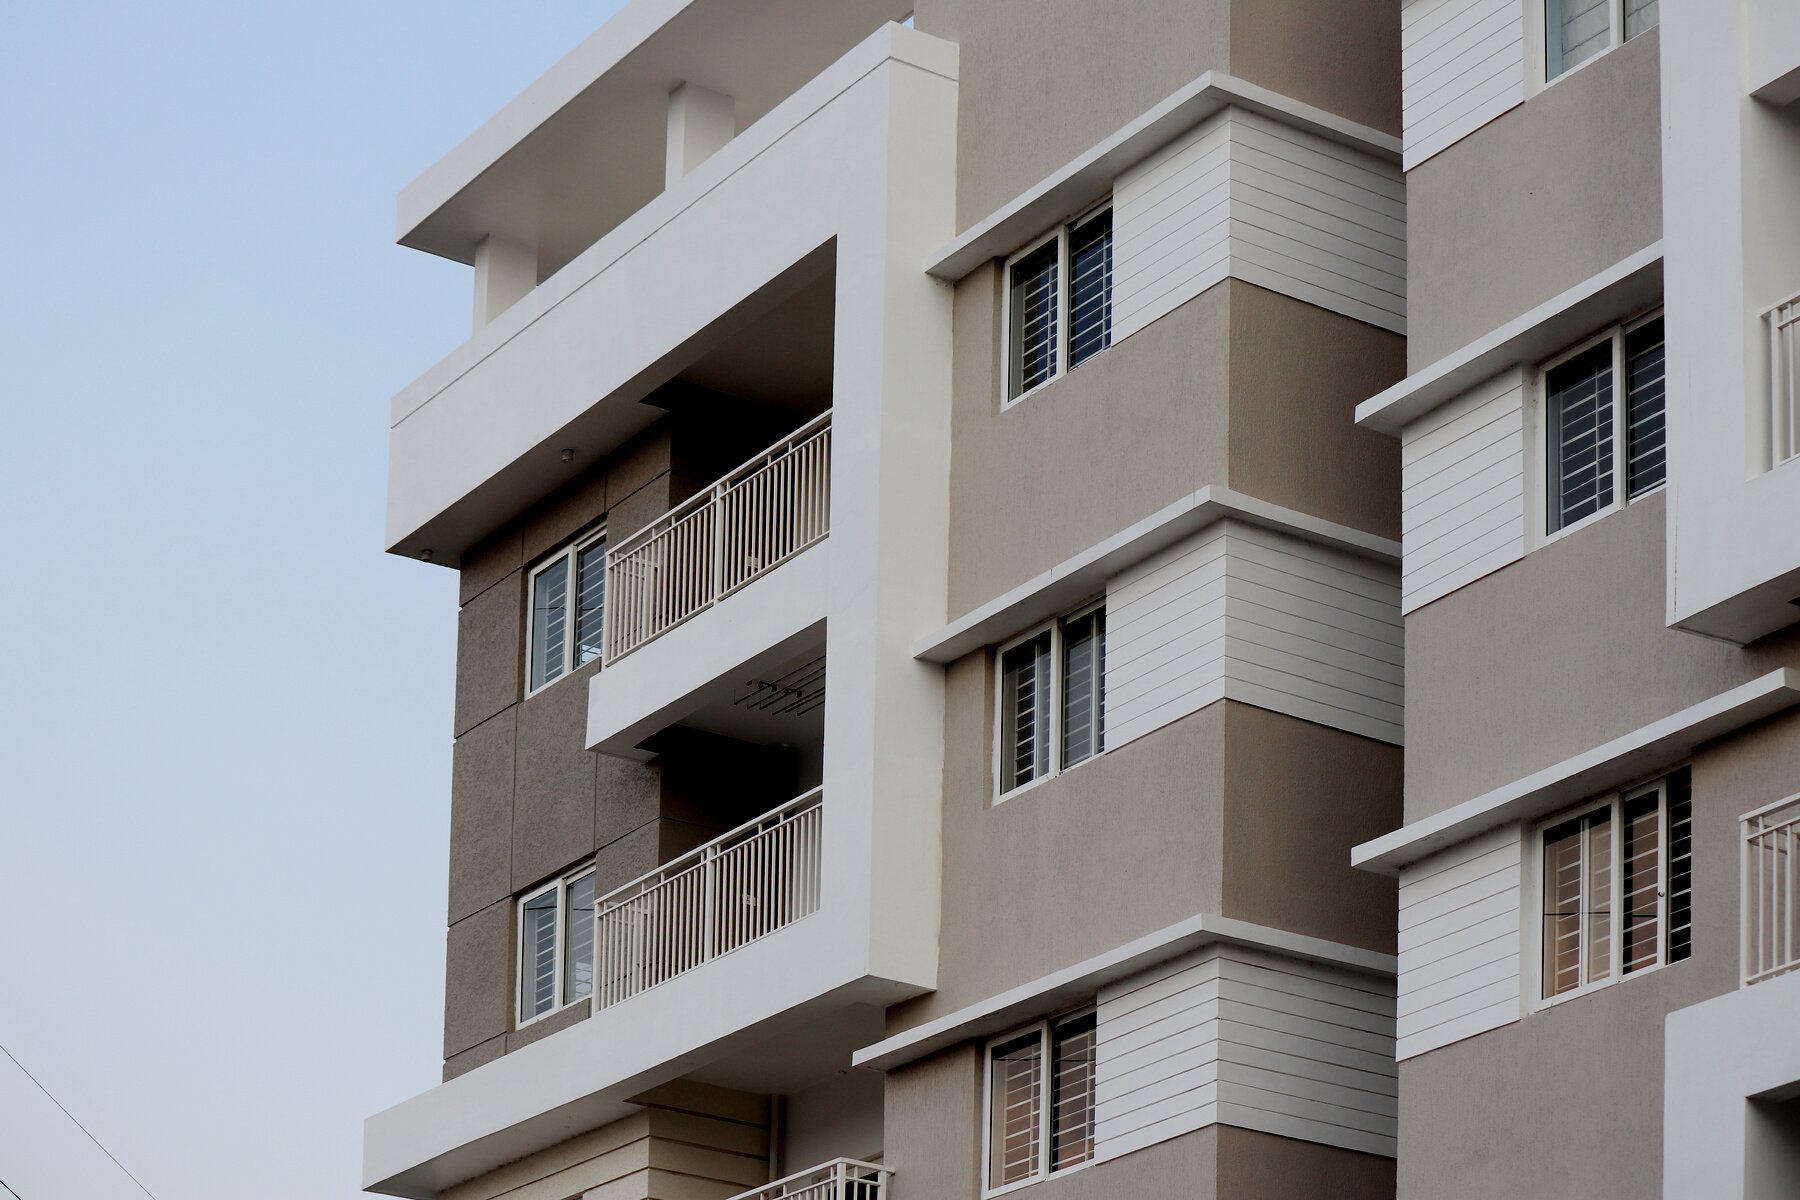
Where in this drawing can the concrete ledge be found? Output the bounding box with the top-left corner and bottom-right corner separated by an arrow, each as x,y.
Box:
587,541 -> 830,756
1352,669 -> 1800,874
1354,243 -> 1663,435
852,913 -> 1394,1073
924,70 -> 1401,282
910,486 -> 1399,665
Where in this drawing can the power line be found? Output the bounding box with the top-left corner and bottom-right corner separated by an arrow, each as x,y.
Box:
0,1040 -> 160,1200
1,1176 -> 23,1200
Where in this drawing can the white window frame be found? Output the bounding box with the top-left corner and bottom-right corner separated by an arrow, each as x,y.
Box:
1526,773 -> 1681,1011
1531,307 -> 1664,547
1000,201 -> 1113,409
514,861 -> 597,1027
980,1008 -> 1098,1198
993,600 -> 1106,802
1532,0 -> 1656,91
524,523 -> 607,698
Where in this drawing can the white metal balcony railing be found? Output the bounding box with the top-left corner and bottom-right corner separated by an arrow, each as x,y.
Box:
726,1159 -> 891,1200
1769,291 -> 1800,467
595,788 -> 823,1009
1743,796 -> 1800,986
604,411 -> 832,663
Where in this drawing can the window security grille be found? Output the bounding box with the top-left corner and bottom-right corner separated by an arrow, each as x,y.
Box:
1539,768 -> 1691,1001
1005,207 -> 1113,402
986,1011 -> 1097,1192
1545,0 -> 1659,81
999,607 -> 1106,796
1544,314 -> 1665,534
518,864 -> 598,1022
528,529 -> 607,692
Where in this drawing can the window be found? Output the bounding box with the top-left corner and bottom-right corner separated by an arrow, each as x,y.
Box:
1545,0 -> 1658,82
517,863 -> 597,1023
1005,206 -> 1113,403
527,527 -> 607,693
985,1011 -> 1096,1193
1538,767 -> 1691,1002
998,605 -> 1106,796
1542,312 -> 1664,536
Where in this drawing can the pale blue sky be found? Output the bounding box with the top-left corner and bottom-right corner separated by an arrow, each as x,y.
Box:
0,5 -> 623,1196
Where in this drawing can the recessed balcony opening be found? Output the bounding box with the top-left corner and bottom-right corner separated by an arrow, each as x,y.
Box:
593,635 -> 827,1010
609,262 -> 835,665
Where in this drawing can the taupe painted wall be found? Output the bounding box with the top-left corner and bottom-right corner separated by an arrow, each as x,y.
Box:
1405,29 -> 1663,369
889,650 -> 1398,1032
1221,704 -> 1399,954
945,275 -> 1401,616
913,0 -> 1399,230
884,1044 -> 1393,1200
443,419 -> 807,1078
1404,493 -> 1800,822
1226,281 -> 1403,541
1398,707 -> 1800,1200
891,656 -> 1225,1029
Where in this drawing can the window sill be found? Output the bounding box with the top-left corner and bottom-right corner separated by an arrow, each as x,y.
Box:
1528,955 -> 1677,1015
993,748 -> 1107,807
1537,482 -> 1664,550
982,1157 -> 1096,1199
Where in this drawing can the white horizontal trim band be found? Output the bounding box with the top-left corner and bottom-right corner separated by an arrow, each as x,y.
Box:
926,71 -> 1400,282
1352,668 -> 1800,874
1354,242 -> 1664,435
851,912 -> 1395,1073
912,486 -> 1398,665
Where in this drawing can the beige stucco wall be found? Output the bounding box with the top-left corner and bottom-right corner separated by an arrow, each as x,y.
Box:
1404,493 -> 1800,822
891,657 -> 1228,1030
946,276 -> 1401,617
1226,281 -> 1403,541
890,651 -> 1399,1033
1404,29 -> 1663,369
1397,707 -> 1800,1200
1221,704 -> 1400,955
913,0 -> 1399,231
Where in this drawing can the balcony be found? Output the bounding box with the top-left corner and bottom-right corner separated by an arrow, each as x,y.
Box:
728,1160 -> 890,1200
1744,796 -> 1800,985
598,788 -> 823,1008
606,412 -> 831,663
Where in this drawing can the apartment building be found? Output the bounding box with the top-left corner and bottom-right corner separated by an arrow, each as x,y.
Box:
1350,1 -> 1800,1197
364,2 -> 1409,1198
360,2 -> 1800,1199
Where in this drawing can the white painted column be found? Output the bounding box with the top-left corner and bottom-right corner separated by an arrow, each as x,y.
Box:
665,82 -> 737,188
471,235 -> 538,332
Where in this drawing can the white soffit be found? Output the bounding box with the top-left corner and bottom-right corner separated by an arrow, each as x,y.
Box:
1353,669 -> 1800,874
1355,243 -> 1664,435
851,912 -> 1395,1074
924,71 -> 1402,281
910,486 -> 1400,664
398,0 -> 916,268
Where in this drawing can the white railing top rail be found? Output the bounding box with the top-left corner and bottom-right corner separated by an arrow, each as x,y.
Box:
1743,794 -> 1800,829
610,409 -> 833,559
594,786 -> 823,911
725,1159 -> 893,1200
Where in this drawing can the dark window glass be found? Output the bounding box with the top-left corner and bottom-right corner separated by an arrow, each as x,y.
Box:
1547,340 -> 1616,532
1067,211 -> 1112,369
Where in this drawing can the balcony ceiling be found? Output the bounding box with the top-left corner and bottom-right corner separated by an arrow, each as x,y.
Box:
398,0 -> 914,276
